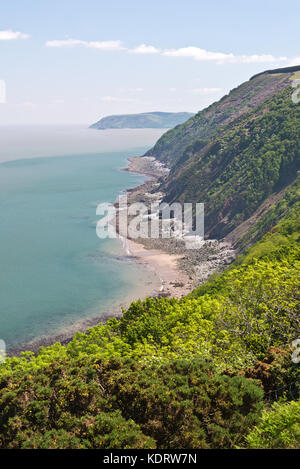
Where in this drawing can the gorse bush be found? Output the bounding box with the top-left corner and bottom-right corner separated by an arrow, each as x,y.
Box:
0,357 -> 263,449
242,347 -> 300,399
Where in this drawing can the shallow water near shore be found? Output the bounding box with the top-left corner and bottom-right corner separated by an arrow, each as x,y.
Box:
0,126 -> 165,351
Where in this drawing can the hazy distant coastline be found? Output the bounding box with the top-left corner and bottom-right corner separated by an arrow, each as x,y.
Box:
90,111 -> 194,130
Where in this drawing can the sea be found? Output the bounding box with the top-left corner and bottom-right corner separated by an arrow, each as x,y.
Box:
0,125 -> 165,351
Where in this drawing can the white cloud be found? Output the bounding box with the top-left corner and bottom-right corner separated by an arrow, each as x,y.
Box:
87,40 -> 125,50
44,38 -> 297,67
169,88 -> 177,92
163,47 -> 235,62
46,39 -> 125,50
238,54 -> 287,64
0,30 -> 30,40
285,57 -> 300,67
46,39 -> 159,55
162,46 -> 287,65
130,44 -> 160,54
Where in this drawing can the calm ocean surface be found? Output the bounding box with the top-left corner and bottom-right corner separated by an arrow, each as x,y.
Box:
0,126 -> 165,350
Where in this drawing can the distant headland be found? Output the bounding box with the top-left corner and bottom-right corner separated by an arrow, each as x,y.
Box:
89,111 -> 194,129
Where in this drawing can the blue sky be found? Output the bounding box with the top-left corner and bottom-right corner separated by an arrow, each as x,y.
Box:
0,0 -> 299,124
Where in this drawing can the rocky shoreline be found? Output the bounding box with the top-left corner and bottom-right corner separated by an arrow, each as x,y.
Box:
122,155 -> 236,288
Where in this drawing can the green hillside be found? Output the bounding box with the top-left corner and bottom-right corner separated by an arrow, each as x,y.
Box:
145,71 -> 294,165
146,66 -> 300,243
0,67 -> 299,449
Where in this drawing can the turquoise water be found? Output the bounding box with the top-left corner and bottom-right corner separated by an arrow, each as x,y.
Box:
0,127 -> 164,350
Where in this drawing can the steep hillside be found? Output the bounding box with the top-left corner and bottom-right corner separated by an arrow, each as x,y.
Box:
90,112 -> 194,129
145,66 -> 300,243
145,72 -> 294,165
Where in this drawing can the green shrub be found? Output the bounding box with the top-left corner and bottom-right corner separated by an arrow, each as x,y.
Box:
0,357 -> 263,449
246,399 -> 300,449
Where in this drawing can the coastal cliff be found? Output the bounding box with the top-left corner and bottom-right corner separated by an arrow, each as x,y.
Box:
145,66 -> 300,247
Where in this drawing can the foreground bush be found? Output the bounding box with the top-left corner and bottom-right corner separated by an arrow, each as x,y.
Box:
246,399 -> 300,449
0,358 -> 263,449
